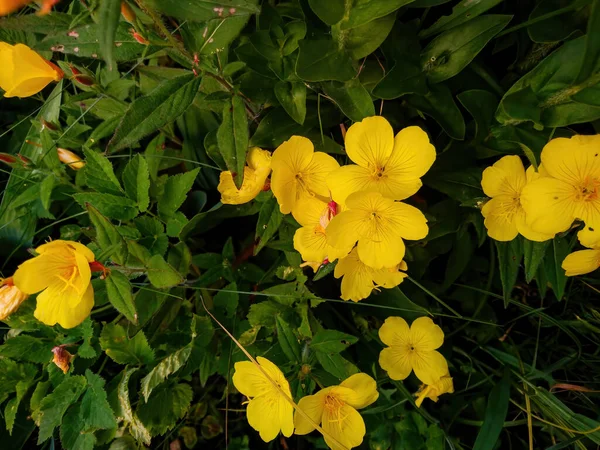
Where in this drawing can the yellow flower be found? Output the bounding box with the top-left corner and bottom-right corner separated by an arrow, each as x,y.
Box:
327,116 -> 436,206
13,240 -> 95,329
218,147 -> 272,205
0,277 -> 29,320
57,148 -> 85,170
334,248 -> 407,302
0,42 -> 63,98
562,247 -> 600,276
232,356 -> 294,442
271,136 -> 339,223
294,373 -> 379,450
0,0 -> 59,15
326,191 -> 428,269
521,135 -> 600,240
414,374 -> 454,408
481,155 -> 553,242
378,316 -> 448,385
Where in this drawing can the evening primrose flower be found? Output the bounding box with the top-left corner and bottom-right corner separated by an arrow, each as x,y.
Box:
271,136 -> 339,223
0,42 -> 63,98
562,246 -> 600,276
218,147 -> 272,204
327,116 -> 436,205
334,248 -> 407,302
0,277 -> 29,320
414,374 -> 454,408
521,135 -> 600,239
481,155 -> 553,242
57,148 -> 85,170
378,316 -> 448,385
294,373 -> 379,450
232,356 -> 294,442
326,191 -> 428,269
13,240 -> 95,329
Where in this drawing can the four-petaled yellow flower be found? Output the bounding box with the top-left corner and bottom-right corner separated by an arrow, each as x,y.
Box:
378,316 -> 448,385
334,248 -> 407,302
327,191 -> 428,269
13,240 -> 95,329
294,373 -> 379,450
521,135 -> 600,243
271,136 -> 339,223
414,374 -> 454,408
0,42 -> 63,98
232,356 -> 294,442
327,117 -> 436,206
0,277 -> 29,320
562,243 -> 600,276
481,155 -> 553,242
218,147 -> 272,205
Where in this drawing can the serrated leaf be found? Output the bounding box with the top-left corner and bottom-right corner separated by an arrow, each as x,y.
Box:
105,271 -> 137,324
122,154 -> 150,213
60,404 -> 96,450
83,148 -> 123,196
276,316 -> 302,362
98,0 -> 121,70
100,324 -> 154,365
147,254 -> 184,288
81,370 -> 117,431
75,193 -> 138,221
118,368 -> 151,445
140,345 -> 193,402
158,168 -> 200,219
0,335 -> 55,364
137,382 -> 193,435
310,329 -> 358,353
217,95 -> 249,188
5,380 -> 31,435
87,204 -> 128,265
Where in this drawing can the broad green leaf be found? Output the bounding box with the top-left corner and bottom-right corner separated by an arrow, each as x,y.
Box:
255,195 -> 284,255
276,316 -> 302,362
182,11 -> 254,55
310,329 -> 358,353
80,370 -> 117,431
322,79 -> 375,122
105,271 -> 137,324
108,74 -> 202,152
334,12 -> 396,60
274,81 -> 307,125
140,345 -> 193,402
457,89 -> 499,142
39,174 -> 54,212
473,372 -> 511,450
60,404 -> 96,450
527,0 -> 588,44
214,283 -> 239,318
248,300 -> 288,328
0,335 -> 55,364
495,237 -> 523,307
122,154 -> 150,213
5,380 -> 31,435
82,148 -> 123,196
296,39 -> 356,82
420,0 -> 503,38
136,382 -> 193,435
341,0 -> 415,30
523,239 -> 550,283
315,352 -> 356,380
147,254 -> 184,288
75,193 -> 138,221
542,235 -> 573,301
421,15 -> 512,83
142,0 -> 260,21
217,95 -> 248,188
0,12 -> 72,34
576,0 -> 600,83
308,0 -> 345,25
87,204 -> 127,265
100,323 -> 155,365
157,168 -> 200,219
98,0 -> 121,70
118,368 -> 151,445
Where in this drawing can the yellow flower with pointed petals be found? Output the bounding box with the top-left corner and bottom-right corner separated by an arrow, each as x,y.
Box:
294,373 -> 379,450
0,42 -> 63,98
414,374 -> 454,408
232,356 -> 294,442
521,135 -> 600,238
13,240 -> 95,329
0,277 -> 29,320
327,117 -> 436,206
270,136 -> 340,223
326,191 -> 428,269
334,248 -> 407,302
378,316 -> 448,385
218,147 -> 272,205
481,155 -> 553,242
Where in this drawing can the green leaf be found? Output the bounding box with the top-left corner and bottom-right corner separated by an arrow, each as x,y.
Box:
315,352 -> 356,380
217,95 -> 248,189
576,0 -> 600,83
37,376 -> 87,444
523,240 -> 550,283
406,84 -> 465,140
214,283 -> 239,318
248,300 -> 288,328
87,204 -> 128,265
420,0 -> 503,38
81,370 -> 117,431
105,271 -> 137,324
108,74 -> 202,152
0,335 -> 55,364
296,39 -> 356,82
147,254 -> 184,288
39,174 -> 55,212
142,0 -> 260,21
495,237 -> 523,307
136,382 -> 193,435
255,195 -> 284,255
60,404 -> 96,450
100,323 -> 155,365
310,329 -> 358,353
322,79 -> 375,122
542,235 -> 573,301
308,0 -> 345,25
334,12 -> 396,60
182,12 -> 254,55
274,81 -> 307,125
276,316 -> 302,362
75,193 -> 138,221
158,168 -> 200,219
457,89 -> 499,142
527,0 -> 586,44
473,372 -> 511,450
122,154 -> 150,213
82,148 -> 123,196
421,15 -> 512,83
341,0 -> 415,29
5,380 -> 31,435
98,0 -> 121,70
140,345 -> 193,402
118,368 -> 151,445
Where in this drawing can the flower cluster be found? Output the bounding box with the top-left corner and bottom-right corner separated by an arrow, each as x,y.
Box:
219,116 -> 436,301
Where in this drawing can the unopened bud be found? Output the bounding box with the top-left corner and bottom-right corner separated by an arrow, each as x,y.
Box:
0,153 -> 18,165
130,29 -> 149,45
41,118 -> 59,131
51,346 -> 73,374
121,2 -> 136,23
0,277 -> 28,320
57,148 -> 85,170
69,64 -> 95,87
38,0 -> 60,16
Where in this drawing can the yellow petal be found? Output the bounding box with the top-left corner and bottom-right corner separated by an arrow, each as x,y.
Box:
415,375 -> 454,407
34,281 -> 94,329
515,209 -> 554,242
339,373 -> 379,410
385,201 -> 429,241
233,356 -> 290,399
541,135 -> 600,185
218,167 -> 263,205
0,281 -> 28,321
378,346 -> 412,380
356,235 -> 406,269
293,196 -> 328,227
70,250 -> 92,306
562,249 -> 600,276
294,226 -> 329,263
322,403 -> 366,450
577,224 -> 600,249
409,317 -> 444,352
411,350 -> 449,385
36,240 -> 95,262
338,266 -> 376,302
327,164 -> 378,207
481,196 -> 519,241
371,265 -> 408,288
246,147 -> 272,172
13,252 -> 70,294
345,116 -> 394,169
5,44 -> 58,98
0,0 -> 32,16
301,151 -> 340,199
246,393 -> 294,442
294,390 -> 326,435
0,42 -> 15,93
481,155 -> 526,198
378,316 -> 410,347
326,210 -> 366,252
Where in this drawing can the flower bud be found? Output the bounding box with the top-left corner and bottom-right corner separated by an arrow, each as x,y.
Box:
57,148 -> 85,170
52,346 -> 74,374
0,153 -> 18,165
121,1 -> 136,23
0,277 -> 28,320
130,29 -> 149,45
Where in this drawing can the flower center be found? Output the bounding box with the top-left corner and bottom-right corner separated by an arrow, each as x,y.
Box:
371,167 -> 385,180
576,178 -> 600,202
324,394 -> 347,430
56,266 -> 82,294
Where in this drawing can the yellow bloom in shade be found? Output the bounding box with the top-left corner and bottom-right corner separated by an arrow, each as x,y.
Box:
521,135 -> 600,237
327,117 -> 436,205
271,136 -> 339,222
326,191 -> 428,269
232,356 -> 294,442
294,373 -> 379,450
378,316 -> 448,385
0,42 -> 63,98
0,277 -> 29,320
562,248 -> 600,276
481,155 -> 553,242
334,248 -> 408,302
218,147 -> 272,205
414,374 -> 454,408
13,240 -> 95,329
57,148 -> 85,170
